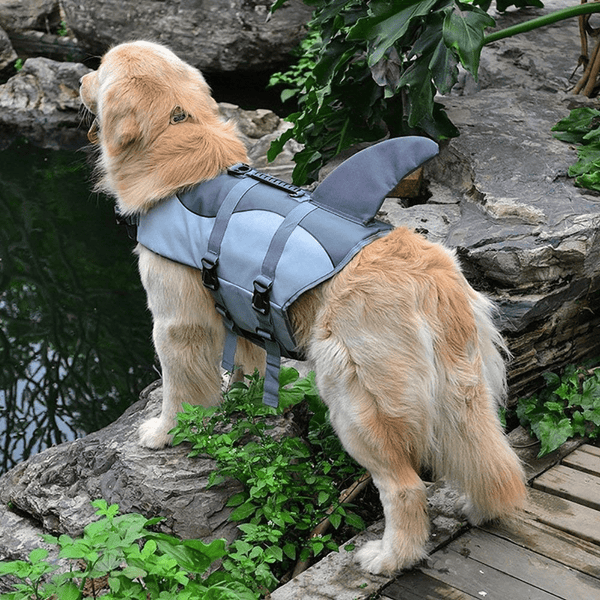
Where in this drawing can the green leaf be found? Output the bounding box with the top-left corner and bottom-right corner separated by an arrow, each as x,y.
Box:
229,501 -> 258,522
52,582 -> 81,600
311,540 -> 325,556
345,512 -> 366,530
535,415 -> 574,457
571,411 -> 588,436
329,511 -> 343,530
583,405 -> 600,427
121,565 -> 147,579
399,59 -> 435,127
227,492 -> 248,508
552,107 -> 600,137
349,0 -> 439,65
442,3 -> 494,78
283,542 -> 297,560
28,548 -> 49,564
317,491 -> 331,506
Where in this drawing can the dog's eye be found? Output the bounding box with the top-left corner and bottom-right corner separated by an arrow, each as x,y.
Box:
170,106 -> 189,124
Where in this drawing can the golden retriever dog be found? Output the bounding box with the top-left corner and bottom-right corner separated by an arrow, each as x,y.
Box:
80,41 -> 526,576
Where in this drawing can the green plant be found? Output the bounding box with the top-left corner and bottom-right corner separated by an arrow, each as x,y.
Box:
266,0 -> 538,184
13,58 -> 23,72
552,106 -> 600,192
171,367 -> 367,594
268,0 -> 600,185
0,499 -> 257,599
57,21 -> 69,37
517,364 -> 600,457
269,31 -> 322,103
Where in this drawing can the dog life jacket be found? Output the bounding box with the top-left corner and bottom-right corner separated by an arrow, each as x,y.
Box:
134,136 -> 439,406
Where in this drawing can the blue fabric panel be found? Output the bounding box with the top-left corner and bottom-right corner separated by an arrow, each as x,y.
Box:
137,195 -> 211,268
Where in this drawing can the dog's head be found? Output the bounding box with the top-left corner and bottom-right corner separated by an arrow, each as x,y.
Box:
80,41 -> 247,214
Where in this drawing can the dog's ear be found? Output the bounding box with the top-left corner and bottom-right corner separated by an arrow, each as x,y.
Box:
100,84 -> 150,154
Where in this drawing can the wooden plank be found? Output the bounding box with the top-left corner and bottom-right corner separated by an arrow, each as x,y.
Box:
421,545 -> 561,600
563,445 -> 600,477
448,528 -> 600,600
577,443 -> 600,457
533,464 -> 600,511
526,487 -> 600,546
382,571 -> 477,600
482,516 -> 600,579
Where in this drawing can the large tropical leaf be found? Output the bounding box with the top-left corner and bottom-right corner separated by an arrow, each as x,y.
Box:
442,2 -> 494,78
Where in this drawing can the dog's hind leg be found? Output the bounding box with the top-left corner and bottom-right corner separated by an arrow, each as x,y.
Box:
432,293 -> 527,525
434,381 -> 527,525
309,334 -> 432,576
137,246 -> 225,448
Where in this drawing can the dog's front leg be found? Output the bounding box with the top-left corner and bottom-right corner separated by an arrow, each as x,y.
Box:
137,246 -> 225,448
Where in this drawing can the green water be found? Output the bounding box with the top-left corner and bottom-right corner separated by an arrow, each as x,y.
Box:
0,139 -> 156,473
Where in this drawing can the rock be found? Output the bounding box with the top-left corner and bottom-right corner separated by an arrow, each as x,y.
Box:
0,24 -> 16,71
0,0 -> 60,33
0,56 -> 90,150
0,383 -> 241,543
380,0 -> 600,399
0,380 -> 301,585
60,0 -> 313,73
221,102 -> 303,181
8,30 -> 87,63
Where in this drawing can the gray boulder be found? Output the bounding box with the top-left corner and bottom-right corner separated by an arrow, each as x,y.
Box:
380,0 -> 600,398
0,24 -> 16,70
60,0 -> 313,72
0,56 -> 91,150
0,381 -> 302,592
0,384 -> 243,545
0,0 -> 60,33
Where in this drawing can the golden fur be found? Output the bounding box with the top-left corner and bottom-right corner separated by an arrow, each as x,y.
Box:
80,41 -> 526,576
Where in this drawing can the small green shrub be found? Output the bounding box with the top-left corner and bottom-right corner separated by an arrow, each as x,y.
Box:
517,364 -> 600,456
1,369 -> 367,598
552,107 -> 600,192
0,499 -> 256,600
171,367 -> 367,593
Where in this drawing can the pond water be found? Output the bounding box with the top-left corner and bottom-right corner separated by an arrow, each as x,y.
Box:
0,138 -> 156,474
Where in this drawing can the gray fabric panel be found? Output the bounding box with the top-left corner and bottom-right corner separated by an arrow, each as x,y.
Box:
311,137 -> 439,224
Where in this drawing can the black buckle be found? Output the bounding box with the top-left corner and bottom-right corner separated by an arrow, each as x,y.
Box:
255,328 -> 274,342
214,304 -> 232,322
114,207 -> 139,241
252,276 -> 272,315
228,163 -> 252,176
201,255 -> 219,291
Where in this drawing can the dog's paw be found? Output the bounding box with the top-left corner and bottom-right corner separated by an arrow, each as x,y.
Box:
139,417 -> 173,449
355,539 -> 427,576
460,498 -> 486,526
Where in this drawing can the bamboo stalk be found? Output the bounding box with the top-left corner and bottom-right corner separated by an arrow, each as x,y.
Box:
583,38 -> 600,95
